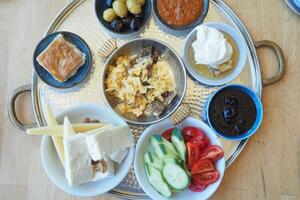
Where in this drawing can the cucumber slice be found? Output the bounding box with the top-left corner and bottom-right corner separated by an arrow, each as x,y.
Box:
163,157 -> 179,165
151,135 -> 177,159
144,151 -> 162,170
171,128 -> 187,162
145,164 -> 172,198
150,135 -> 163,146
162,138 -> 180,158
162,163 -> 190,190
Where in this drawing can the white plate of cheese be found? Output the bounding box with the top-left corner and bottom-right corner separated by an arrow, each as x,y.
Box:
39,103 -> 135,197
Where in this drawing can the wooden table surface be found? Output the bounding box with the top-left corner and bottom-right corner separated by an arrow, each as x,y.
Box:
0,0 -> 299,199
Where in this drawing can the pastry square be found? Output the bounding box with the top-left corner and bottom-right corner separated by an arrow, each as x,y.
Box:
36,34 -> 86,82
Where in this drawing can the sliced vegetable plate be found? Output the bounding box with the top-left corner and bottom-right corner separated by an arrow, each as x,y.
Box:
134,117 -> 225,200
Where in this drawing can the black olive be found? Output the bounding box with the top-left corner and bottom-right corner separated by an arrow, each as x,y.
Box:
106,0 -> 114,7
224,96 -> 238,106
130,18 -> 143,32
110,19 -> 126,32
134,13 -> 144,19
233,125 -> 241,134
122,16 -> 132,27
223,108 -> 236,119
225,117 -> 235,124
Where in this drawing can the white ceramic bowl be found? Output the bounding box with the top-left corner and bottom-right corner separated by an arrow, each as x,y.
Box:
183,22 -> 247,86
41,104 -> 135,197
134,117 -> 225,200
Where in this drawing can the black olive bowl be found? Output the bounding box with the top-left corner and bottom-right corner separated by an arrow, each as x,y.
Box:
95,0 -> 152,38
152,0 -> 209,35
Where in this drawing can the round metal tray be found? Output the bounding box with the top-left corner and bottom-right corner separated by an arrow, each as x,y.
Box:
8,0 -> 285,199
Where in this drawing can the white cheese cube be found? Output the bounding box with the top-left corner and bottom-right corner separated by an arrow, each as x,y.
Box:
64,134 -> 95,186
63,118 -> 95,187
109,149 -> 128,164
85,125 -> 134,161
63,117 -> 76,137
65,163 -> 94,187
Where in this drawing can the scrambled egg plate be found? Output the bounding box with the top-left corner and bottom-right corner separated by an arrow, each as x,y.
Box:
105,54 -> 175,117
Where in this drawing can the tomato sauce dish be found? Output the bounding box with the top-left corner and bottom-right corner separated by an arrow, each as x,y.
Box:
153,0 -> 209,34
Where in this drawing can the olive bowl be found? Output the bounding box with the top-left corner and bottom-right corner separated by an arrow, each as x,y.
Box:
204,84 -> 263,141
101,38 -> 187,125
95,0 -> 152,39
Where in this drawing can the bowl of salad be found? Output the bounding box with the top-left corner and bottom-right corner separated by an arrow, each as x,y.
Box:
134,117 -> 225,200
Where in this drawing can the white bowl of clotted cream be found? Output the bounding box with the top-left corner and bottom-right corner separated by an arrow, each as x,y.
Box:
183,22 -> 247,86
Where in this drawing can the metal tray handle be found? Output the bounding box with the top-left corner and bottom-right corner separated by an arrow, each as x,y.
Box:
255,40 -> 285,86
7,84 -> 37,131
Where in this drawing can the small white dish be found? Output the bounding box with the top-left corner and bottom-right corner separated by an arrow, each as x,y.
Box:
41,103 -> 135,197
134,117 -> 225,200
183,22 -> 247,86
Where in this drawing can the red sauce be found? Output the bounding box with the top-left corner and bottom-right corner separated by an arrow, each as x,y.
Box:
157,0 -> 204,27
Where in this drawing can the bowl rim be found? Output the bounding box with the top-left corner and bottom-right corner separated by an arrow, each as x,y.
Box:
94,0 -> 152,37
40,103 -> 135,197
205,84 -> 263,140
134,116 -> 225,200
101,38 -> 187,125
183,22 -> 247,86
33,31 -> 92,89
152,0 -> 209,30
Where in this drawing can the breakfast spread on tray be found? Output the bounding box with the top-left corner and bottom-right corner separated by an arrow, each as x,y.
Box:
190,25 -> 237,77
18,0 -> 271,198
102,0 -> 146,32
157,0 -> 204,27
105,47 -> 176,117
26,105 -> 134,186
144,126 -> 224,198
36,34 -> 86,82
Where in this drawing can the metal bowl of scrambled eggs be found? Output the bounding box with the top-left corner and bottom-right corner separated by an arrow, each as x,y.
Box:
102,38 -> 187,125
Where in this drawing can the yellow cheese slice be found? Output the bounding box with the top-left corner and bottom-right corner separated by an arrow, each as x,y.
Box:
26,123 -> 105,136
45,105 -> 65,165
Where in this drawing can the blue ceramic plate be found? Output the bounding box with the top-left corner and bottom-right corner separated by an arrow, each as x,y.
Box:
33,31 -> 92,89
204,84 -> 263,140
285,0 -> 300,15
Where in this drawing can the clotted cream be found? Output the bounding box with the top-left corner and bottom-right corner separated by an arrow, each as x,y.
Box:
192,25 -> 233,68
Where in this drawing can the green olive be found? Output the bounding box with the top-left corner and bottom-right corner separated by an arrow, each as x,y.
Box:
112,0 -> 128,18
126,0 -> 142,14
103,8 -> 117,22
136,0 -> 145,6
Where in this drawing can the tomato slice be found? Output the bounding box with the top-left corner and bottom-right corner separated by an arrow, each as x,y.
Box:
188,137 -> 209,152
191,159 -> 215,175
186,142 -> 201,169
189,178 -> 207,192
161,128 -> 173,141
193,170 -> 220,185
183,127 -> 205,138
201,145 -> 224,162
182,127 -> 208,143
